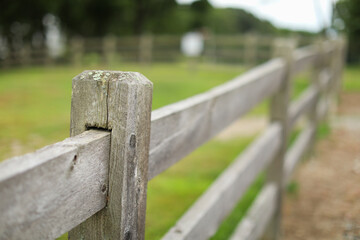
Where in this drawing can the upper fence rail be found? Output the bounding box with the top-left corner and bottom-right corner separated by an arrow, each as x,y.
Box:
149,58 -> 285,179
0,38 -> 345,240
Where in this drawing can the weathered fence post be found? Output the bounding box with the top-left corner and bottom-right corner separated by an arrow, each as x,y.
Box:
331,38 -> 346,98
263,39 -> 296,240
68,70 -> 153,239
306,40 -> 324,149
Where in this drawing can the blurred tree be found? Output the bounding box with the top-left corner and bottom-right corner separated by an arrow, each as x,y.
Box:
190,0 -> 212,30
0,0 -> 179,41
54,0 -> 179,36
334,0 -> 360,63
0,0 -> 316,47
0,0 -> 57,48
56,0 -> 119,37
207,8 -> 277,34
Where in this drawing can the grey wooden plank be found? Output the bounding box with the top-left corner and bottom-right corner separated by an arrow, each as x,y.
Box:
0,130 -> 110,240
288,86 -> 319,129
69,71 -> 153,240
149,59 -> 286,180
316,98 -> 330,123
284,125 -> 316,184
318,69 -> 331,92
162,123 -> 282,240
229,184 -> 278,240
292,45 -> 319,75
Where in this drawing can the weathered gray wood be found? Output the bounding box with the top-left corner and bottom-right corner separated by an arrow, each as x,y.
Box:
318,69 -> 331,92
333,38 -> 346,95
69,71 -> 153,240
305,41 -> 326,155
264,39 -> 296,240
149,59 -> 286,180
0,130 -> 110,240
284,125 -> 316,184
288,86 -> 319,129
162,123 -> 282,240
292,45 -> 318,75
229,184 -> 278,240
316,98 -> 330,123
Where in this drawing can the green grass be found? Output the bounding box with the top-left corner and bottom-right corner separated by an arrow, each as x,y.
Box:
0,62 -> 244,161
146,136 -> 256,239
342,64 -> 360,92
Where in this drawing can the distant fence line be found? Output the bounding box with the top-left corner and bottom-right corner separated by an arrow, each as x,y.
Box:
0,34 -> 316,68
0,37 -> 346,240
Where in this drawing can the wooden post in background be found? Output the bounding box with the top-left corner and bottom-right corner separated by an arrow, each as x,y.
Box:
306,40 -> 324,151
263,39 -> 296,240
244,34 -> 257,66
139,34 -> 153,64
70,37 -> 84,66
331,38 -> 346,98
103,36 -> 117,65
203,32 -> 217,64
68,70 -> 153,239
20,44 -> 30,66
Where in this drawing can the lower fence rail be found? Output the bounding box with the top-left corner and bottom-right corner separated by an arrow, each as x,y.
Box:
230,183 -> 278,240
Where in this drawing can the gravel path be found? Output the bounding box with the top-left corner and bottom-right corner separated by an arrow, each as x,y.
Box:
282,93 -> 360,240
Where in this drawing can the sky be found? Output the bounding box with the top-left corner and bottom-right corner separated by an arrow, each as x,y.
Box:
177,0 -> 337,32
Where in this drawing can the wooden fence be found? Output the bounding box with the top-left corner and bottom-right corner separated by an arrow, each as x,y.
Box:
0,34 -> 315,68
0,38 -> 345,240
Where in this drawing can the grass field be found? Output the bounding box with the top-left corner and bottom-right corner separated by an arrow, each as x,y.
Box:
0,61 -> 349,239
0,63 -> 244,160
342,64 -> 360,92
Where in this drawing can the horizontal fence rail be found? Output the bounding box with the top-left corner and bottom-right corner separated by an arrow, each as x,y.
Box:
162,124 -> 281,240
0,130 -> 110,240
288,85 -> 319,129
229,183 -> 278,240
149,58 -> 285,179
292,45 -> 319,75
0,38 -> 346,240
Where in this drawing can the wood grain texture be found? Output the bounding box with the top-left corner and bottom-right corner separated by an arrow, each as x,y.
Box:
0,130 -> 110,240
69,71 -> 153,240
162,123 -> 282,240
149,59 -> 286,180
288,85 -> 319,129
229,184 -> 278,240
284,125 -> 315,184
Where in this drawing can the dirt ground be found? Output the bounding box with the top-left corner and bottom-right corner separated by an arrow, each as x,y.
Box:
282,92 -> 360,240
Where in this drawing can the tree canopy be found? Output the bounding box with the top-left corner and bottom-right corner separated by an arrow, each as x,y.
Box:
0,0 -> 316,48
333,0 -> 360,63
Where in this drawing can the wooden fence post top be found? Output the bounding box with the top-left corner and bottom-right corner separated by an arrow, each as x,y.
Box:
69,69 -> 153,240
71,70 -> 153,136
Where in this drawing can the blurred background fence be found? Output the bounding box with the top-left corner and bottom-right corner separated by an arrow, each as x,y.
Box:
0,34 -> 317,68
